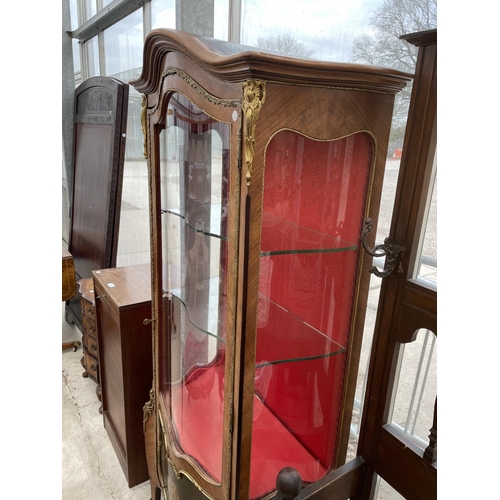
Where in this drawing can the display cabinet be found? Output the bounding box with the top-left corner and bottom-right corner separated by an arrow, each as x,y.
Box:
130,29 -> 410,500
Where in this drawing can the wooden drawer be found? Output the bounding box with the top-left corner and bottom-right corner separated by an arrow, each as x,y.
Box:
81,313 -> 97,339
83,332 -> 99,356
82,299 -> 95,318
82,350 -> 99,382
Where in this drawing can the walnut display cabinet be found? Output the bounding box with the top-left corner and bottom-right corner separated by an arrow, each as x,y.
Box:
130,29 -> 411,500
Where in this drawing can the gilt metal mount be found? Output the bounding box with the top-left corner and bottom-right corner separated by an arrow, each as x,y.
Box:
361,218 -> 406,278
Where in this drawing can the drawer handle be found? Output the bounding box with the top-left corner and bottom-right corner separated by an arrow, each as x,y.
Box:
96,294 -> 106,300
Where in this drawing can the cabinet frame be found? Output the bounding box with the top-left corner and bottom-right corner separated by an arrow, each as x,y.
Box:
131,28 -> 411,500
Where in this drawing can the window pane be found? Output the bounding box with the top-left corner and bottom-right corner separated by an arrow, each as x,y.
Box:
86,36 -> 100,77
103,8 -> 143,80
72,39 -> 81,74
241,0 -> 382,62
390,329 -> 437,451
416,155 -> 437,286
85,0 -> 97,21
214,0 -> 229,40
152,0 -> 176,29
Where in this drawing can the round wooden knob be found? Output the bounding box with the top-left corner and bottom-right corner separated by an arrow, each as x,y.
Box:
276,467 -> 302,499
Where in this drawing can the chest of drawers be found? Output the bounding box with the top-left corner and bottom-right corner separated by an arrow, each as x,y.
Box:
77,278 -> 102,410
92,264 -> 152,488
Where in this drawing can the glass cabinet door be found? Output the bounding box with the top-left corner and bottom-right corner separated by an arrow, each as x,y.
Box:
158,92 -> 231,484
250,130 -> 373,499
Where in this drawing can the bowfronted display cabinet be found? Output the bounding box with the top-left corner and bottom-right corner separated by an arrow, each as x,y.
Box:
131,29 -> 410,500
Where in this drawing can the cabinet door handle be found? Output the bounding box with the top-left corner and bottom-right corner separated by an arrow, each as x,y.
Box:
96,294 -> 106,300
361,218 -> 406,278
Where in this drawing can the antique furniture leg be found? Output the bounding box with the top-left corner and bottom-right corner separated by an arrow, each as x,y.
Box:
62,341 -> 81,352
62,246 -> 81,351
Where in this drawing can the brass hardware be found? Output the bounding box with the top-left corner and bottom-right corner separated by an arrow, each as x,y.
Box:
143,318 -> 156,325
361,218 -> 406,278
95,294 -> 106,300
242,80 -> 266,186
143,389 -> 155,433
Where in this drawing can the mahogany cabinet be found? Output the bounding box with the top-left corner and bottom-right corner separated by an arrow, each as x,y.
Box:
92,264 -> 153,488
130,28 -> 410,500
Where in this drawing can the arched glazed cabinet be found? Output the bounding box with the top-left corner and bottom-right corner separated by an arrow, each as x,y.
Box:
130,29 -> 410,500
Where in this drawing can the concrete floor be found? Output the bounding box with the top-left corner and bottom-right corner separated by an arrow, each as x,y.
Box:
62,305 -> 151,500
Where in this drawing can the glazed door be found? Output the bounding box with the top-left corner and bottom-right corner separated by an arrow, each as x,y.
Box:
157,90 -> 240,500
354,30 -> 437,500
249,129 -> 375,500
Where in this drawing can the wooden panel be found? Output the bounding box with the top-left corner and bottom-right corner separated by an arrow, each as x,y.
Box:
299,457 -> 365,500
65,76 -> 128,329
374,426 -> 436,500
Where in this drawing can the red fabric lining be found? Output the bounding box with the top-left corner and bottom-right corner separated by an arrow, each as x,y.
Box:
171,365 -> 326,499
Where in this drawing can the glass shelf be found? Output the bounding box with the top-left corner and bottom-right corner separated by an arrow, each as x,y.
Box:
256,294 -> 345,368
161,204 -> 228,240
260,214 -> 358,257
164,277 -> 226,342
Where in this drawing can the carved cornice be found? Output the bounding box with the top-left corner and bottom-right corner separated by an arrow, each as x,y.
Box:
129,29 -> 412,95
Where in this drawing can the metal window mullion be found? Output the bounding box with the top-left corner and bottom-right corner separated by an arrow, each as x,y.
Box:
143,0 -> 152,37
98,30 -> 106,75
80,39 -> 90,82
228,0 -> 241,44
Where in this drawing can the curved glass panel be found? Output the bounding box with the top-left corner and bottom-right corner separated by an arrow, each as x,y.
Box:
250,130 -> 373,499
159,93 -> 230,483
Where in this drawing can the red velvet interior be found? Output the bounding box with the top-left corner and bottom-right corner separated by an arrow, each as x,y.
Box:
170,364 -> 326,499
256,131 -> 372,470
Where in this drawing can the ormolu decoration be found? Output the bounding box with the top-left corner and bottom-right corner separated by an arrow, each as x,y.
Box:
143,389 -> 155,432
242,80 -> 266,186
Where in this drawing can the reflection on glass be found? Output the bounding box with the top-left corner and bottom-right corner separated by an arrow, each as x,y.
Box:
390,329 -> 437,451
103,8 -> 143,80
250,130 -> 373,499
85,0 -> 97,21
159,93 -> 230,483
86,36 -> 100,77
152,0 -> 175,29
416,154 -> 437,286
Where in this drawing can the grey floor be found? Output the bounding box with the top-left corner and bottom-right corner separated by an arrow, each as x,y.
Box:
62,305 -> 151,500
